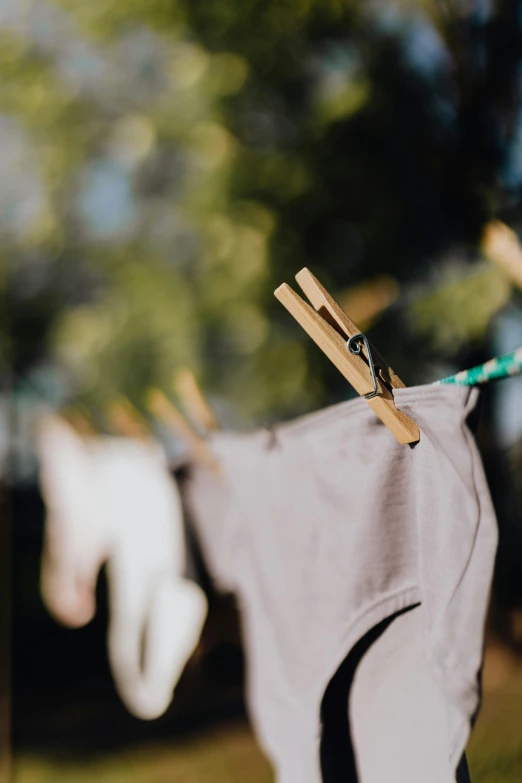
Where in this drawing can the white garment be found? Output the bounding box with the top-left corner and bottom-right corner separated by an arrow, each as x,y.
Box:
36,414 -> 207,719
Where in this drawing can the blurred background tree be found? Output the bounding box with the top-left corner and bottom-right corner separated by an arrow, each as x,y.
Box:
2,0 -> 522,424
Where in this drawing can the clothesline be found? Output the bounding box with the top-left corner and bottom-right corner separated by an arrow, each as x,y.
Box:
434,347 -> 522,386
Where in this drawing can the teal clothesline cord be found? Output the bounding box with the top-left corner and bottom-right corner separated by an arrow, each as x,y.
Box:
434,347 -> 522,386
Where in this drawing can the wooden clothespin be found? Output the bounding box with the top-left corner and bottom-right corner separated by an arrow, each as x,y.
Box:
482,220 -> 522,291
338,275 -> 399,330
106,397 -> 150,441
173,368 -> 219,433
146,388 -> 220,471
275,268 -> 419,445
61,406 -> 97,436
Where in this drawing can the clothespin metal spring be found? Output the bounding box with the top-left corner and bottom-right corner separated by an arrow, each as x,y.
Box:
347,334 -> 379,400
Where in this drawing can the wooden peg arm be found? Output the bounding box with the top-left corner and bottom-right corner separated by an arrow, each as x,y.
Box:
295,268 -> 406,390
106,398 -> 150,441
174,368 -> 219,433
147,388 -> 220,470
275,282 -> 419,445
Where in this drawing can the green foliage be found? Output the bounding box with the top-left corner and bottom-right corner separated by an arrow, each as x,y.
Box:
409,264 -> 512,353
2,0 -> 521,421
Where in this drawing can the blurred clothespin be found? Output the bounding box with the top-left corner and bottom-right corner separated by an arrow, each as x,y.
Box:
482,220 -> 522,291
106,397 -> 150,441
275,268 -> 419,445
173,368 -> 219,434
61,406 -> 97,436
337,275 -> 399,331
146,388 -> 219,472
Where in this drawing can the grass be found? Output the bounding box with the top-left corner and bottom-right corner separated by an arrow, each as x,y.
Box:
467,644 -> 522,783
14,721 -> 273,783
13,643 -> 522,783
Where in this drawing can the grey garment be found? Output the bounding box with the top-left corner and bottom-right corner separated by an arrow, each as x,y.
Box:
342,606 -> 472,783
182,385 -> 497,783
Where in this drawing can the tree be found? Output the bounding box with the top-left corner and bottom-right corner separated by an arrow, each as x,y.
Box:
2,0 -> 522,422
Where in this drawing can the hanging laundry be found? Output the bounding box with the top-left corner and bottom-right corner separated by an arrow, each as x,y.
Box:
36,414 -> 207,720
180,385 -> 497,783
